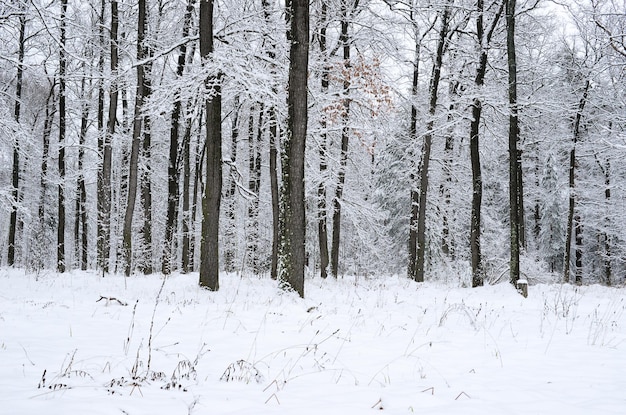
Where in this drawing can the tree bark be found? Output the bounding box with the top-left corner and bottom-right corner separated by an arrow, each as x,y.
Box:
8,8 -> 25,266
248,104 -> 263,273
279,0 -> 309,297
99,0 -> 118,274
415,3 -> 450,283
224,98 -> 240,273
506,0 -> 521,286
330,2 -> 352,278
317,0 -> 329,279
408,41 -> 420,280
563,80 -> 589,283
261,0 -> 280,281
75,64 -> 90,271
162,0 -> 195,275
122,0 -> 148,276
57,0 -> 67,273
199,0 -> 222,291
470,0 -> 504,287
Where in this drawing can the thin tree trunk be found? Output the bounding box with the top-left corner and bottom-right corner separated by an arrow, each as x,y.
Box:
199,0 -> 222,291
162,0 -> 195,274
37,86 -> 56,270
8,8 -> 25,266
317,0 -> 330,279
408,40 -> 420,280
470,0 -> 504,287
224,97 -> 239,273
96,0 -> 106,272
261,0 -> 280,280
181,105 -> 194,273
99,0 -> 118,274
57,0 -> 68,273
602,159 -> 611,286
189,108 -> 205,271
122,0 -> 148,276
75,64 -> 90,271
140,97 -> 153,274
441,82 -> 457,258
563,80 -> 589,283
330,2 -> 352,278
415,3 -> 450,283
506,0 -> 521,286
248,104 -> 263,273
279,0 -> 309,297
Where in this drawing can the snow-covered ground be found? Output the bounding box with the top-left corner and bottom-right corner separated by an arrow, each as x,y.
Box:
1,269 -> 624,414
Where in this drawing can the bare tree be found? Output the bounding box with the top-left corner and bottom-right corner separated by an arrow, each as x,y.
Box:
57,0 -> 67,273
279,0 -> 309,297
199,0 -> 222,291
8,4 -> 25,266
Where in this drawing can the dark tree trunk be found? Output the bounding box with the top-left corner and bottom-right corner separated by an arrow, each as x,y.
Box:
99,0 -> 118,274
330,2 -> 351,278
261,0 -> 280,280
57,0 -> 68,273
279,0 -> 309,297
317,0 -> 329,279
96,0 -> 105,272
564,80 -> 589,283
190,109 -> 205,272
75,65 -> 90,271
199,0 -> 222,291
122,0 -> 148,276
140,97 -> 153,275
602,159 -> 611,286
506,0 -> 521,286
470,0 -> 504,287
269,109 -> 280,280
181,103 -> 195,273
162,0 -> 195,275
408,41 -> 420,280
415,4 -> 450,283
37,86 -> 56,270
8,8 -> 25,266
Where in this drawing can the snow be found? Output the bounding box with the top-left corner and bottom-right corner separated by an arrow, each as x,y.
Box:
1,269 -> 625,414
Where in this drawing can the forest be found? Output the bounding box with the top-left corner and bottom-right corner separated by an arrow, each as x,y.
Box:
1,0 -> 625,296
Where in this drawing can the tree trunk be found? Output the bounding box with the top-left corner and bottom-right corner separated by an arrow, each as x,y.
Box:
162,0 -> 195,275
248,104 -> 263,273
224,97 -> 240,273
99,0 -> 118,274
317,0 -> 330,279
279,0 -> 309,297
563,80 -> 589,283
506,0 -> 521,286
199,0 -> 222,291
140,97 -> 153,275
122,0 -> 148,276
261,0 -> 280,281
470,0 -> 503,287
75,64 -> 90,271
330,2 -> 351,279
408,41 -> 420,280
96,0 -> 105,272
8,8 -> 25,266
415,4 -> 450,283
37,86 -> 56,270
57,0 -> 68,273
441,82 -> 457,258
181,103 -> 195,273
